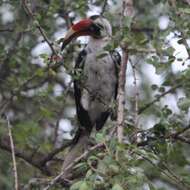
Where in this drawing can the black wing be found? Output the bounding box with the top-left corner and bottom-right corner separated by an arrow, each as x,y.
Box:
110,50 -> 121,99
74,50 -> 93,132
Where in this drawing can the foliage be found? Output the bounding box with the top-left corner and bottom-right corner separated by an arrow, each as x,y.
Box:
0,0 -> 190,190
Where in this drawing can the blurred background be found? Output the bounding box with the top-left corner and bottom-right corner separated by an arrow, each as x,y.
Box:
0,0 -> 190,189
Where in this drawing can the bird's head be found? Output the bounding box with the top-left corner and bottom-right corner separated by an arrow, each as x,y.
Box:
61,15 -> 112,50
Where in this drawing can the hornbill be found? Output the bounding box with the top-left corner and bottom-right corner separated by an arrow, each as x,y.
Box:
61,15 -> 121,176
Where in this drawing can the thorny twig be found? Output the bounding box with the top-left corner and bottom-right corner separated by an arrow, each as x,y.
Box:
5,115 -> 19,190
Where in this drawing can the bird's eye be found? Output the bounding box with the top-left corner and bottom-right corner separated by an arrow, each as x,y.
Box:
89,23 -> 103,38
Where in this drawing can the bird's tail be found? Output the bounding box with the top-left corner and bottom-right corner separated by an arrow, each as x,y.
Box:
62,128 -> 91,179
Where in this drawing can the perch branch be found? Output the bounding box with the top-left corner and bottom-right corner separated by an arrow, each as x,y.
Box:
116,0 -> 134,143
43,143 -> 104,190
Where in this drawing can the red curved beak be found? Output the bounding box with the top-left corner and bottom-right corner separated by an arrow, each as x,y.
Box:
61,19 -> 93,50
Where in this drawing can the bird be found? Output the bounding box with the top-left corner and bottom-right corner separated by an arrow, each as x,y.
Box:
61,15 -> 121,176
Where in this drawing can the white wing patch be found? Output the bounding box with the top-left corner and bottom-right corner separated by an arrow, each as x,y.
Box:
81,89 -> 90,111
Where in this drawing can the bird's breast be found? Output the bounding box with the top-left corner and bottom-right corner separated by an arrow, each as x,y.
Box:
79,52 -> 117,124
82,53 -> 117,100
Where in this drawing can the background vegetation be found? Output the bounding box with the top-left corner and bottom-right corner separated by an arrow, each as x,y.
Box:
0,0 -> 190,189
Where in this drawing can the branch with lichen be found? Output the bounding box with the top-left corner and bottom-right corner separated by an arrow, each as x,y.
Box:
116,0 -> 134,143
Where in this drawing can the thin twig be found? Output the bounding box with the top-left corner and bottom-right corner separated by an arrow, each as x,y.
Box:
162,162 -> 190,189
43,143 -> 104,190
127,48 -> 156,54
183,0 -> 190,5
0,28 -> 14,32
101,0 -> 108,15
138,83 -> 182,114
22,0 -> 57,55
5,115 -> 19,190
135,150 -> 190,190
137,124 -> 190,147
130,60 -> 139,128
53,117 -> 61,146
130,59 -> 140,142
174,136 -> 190,144
170,125 -> 190,138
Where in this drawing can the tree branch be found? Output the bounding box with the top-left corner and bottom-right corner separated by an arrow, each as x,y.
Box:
0,136 -> 52,176
0,134 -> 72,176
43,143 -> 104,190
116,0 -> 134,143
39,141 -> 73,166
5,115 -> 19,190
117,46 -> 128,143
170,125 -> 190,138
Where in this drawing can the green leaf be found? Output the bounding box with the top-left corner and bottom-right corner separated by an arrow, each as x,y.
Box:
178,8 -> 190,14
112,184 -> 124,190
85,169 -> 93,178
79,181 -> 92,190
148,183 -> 157,190
159,87 -> 165,93
70,181 -> 83,190
40,107 -> 53,118
36,68 -> 44,77
177,97 -> 190,112
168,55 -> 175,63
109,164 -> 120,174
40,53 -> 49,63
151,84 -> 158,90
95,133 -> 104,142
